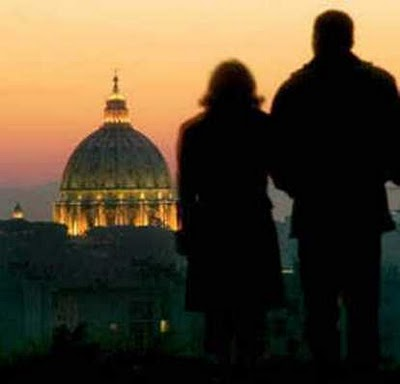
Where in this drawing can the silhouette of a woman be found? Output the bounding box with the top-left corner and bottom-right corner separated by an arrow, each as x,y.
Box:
176,59 -> 284,381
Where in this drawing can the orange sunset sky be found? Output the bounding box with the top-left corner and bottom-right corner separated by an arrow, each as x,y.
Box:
2,0 -> 400,187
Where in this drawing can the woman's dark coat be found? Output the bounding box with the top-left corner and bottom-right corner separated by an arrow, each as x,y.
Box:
177,106 -> 284,312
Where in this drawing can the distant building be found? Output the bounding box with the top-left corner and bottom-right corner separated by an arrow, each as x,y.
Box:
53,75 -> 178,236
11,203 -> 24,220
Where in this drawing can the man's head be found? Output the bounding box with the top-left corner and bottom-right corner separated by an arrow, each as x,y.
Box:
313,10 -> 354,56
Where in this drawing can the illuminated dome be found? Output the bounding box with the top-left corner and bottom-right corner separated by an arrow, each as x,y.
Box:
61,77 -> 170,191
54,75 -> 177,236
61,124 -> 170,190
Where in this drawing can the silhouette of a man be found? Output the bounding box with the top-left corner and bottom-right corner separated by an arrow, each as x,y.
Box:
271,9 -> 400,379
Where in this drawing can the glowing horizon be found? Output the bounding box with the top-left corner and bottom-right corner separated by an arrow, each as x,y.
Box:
2,0 -> 400,187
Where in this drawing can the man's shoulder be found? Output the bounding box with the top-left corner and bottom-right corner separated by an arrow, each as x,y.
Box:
290,61 -> 315,80
279,57 -> 396,92
277,62 -> 316,94
355,59 -> 396,87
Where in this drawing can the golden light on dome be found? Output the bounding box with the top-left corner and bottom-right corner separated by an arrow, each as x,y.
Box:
108,93 -> 126,101
104,109 -> 130,123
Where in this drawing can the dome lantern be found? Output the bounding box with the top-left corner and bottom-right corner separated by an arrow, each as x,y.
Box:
104,72 -> 130,124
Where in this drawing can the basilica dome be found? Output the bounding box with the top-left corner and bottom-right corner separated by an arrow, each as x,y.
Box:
53,75 -> 177,236
60,123 -> 170,191
61,78 -> 170,191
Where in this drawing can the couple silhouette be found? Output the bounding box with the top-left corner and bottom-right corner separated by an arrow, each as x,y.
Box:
176,9 -> 400,383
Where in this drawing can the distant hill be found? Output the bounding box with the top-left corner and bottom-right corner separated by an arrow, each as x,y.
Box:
0,180 -> 399,224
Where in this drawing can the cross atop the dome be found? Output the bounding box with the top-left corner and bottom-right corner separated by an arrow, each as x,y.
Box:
113,69 -> 119,94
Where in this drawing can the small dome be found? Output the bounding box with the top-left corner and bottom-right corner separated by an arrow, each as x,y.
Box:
12,202 -> 24,220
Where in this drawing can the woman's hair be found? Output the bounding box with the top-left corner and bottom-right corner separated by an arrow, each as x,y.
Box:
200,59 -> 263,108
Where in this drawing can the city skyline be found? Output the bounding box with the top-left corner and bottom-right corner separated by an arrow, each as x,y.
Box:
2,0 -> 400,186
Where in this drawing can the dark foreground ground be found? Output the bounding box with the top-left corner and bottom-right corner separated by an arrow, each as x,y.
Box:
2,348 -> 400,384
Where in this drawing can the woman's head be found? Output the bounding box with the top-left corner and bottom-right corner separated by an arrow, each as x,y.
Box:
201,59 -> 262,109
